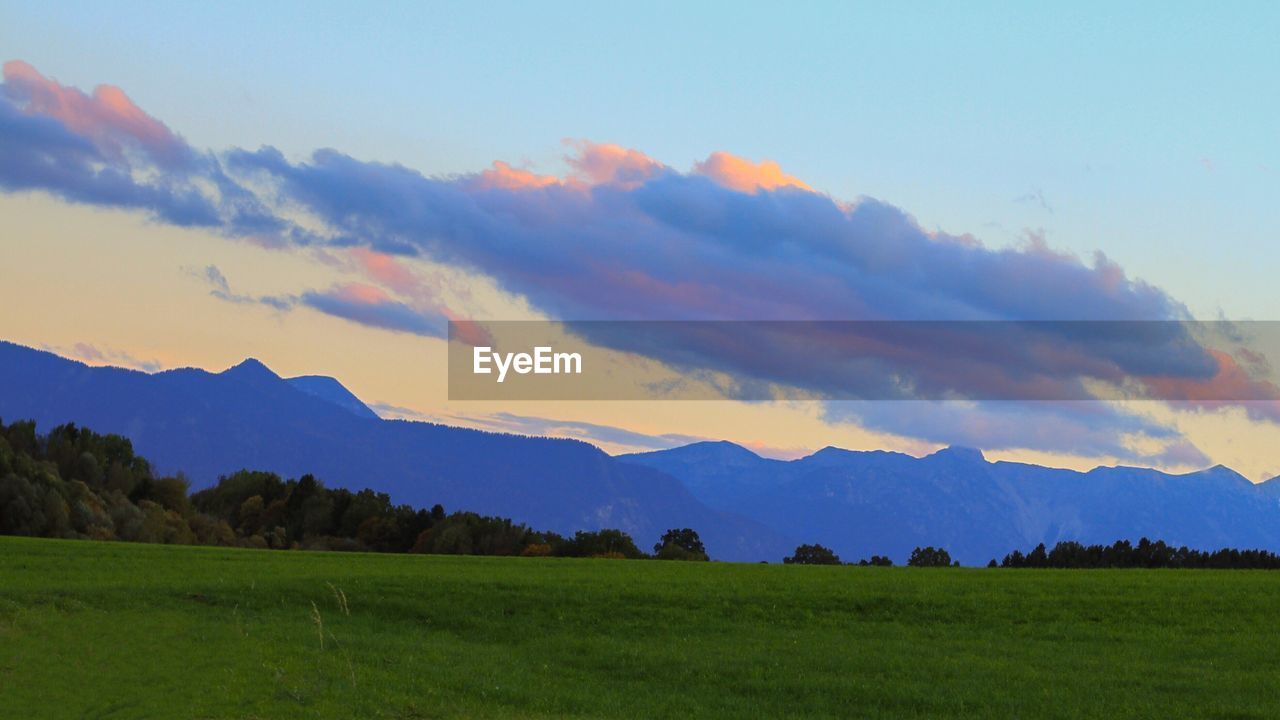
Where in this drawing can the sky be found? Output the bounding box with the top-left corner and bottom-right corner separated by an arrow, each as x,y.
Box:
2,2 -> 1279,477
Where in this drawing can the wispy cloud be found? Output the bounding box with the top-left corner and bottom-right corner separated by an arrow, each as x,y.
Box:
1013,188 -> 1053,213
43,341 -> 165,373
300,283 -> 444,337
188,264 -> 441,335
186,264 -> 294,311
367,403 -> 709,453
824,400 -> 1210,467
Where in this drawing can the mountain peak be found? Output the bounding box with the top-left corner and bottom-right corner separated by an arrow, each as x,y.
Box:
928,445 -> 987,464
220,357 -> 279,381
707,439 -> 761,456
657,440 -> 762,463
1185,463 -> 1251,488
807,445 -> 854,460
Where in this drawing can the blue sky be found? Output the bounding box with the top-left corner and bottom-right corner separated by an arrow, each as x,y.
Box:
3,2 -> 1277,319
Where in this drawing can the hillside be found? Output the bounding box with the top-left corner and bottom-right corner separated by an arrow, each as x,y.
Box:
0,342 -> 785,561
622,441 -> 1280,565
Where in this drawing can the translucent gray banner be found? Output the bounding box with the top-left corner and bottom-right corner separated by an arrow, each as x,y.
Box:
448,320 -> 1280,402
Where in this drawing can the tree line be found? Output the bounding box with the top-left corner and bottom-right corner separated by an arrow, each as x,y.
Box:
780,538 -> 1280,569
994,539 -> 1280,569
783,543 -> 950,567
0,420 -> 708,561
8,419 -> 1280,569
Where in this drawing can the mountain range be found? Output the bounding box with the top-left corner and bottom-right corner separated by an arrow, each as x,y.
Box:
0,341 -> 785,561
3,339 -> 1279,564
621,442 -> 1280,564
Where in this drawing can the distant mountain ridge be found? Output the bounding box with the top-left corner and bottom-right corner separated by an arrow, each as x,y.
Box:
621,441 -> 1280,564
0,341 -> 786,561
5,339 -> 1280,565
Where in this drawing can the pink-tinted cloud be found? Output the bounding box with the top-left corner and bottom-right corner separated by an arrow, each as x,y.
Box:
564,140 -> 666,188
444,314 -> 494,347
481,143 -> 801,195
345,248 -> 472,340
349,247 -> 421,296
0,60 -> 282,232
301,283 -> 443,337
476,143 -> 666,191
3,60 -> 189,168
476,160 -> 564,190
692,151 -> 812,193
41,341 -> 165,373
1142,349 -> 1280,422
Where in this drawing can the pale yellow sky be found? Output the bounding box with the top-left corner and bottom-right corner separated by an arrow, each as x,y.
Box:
3,192 -> 1277,480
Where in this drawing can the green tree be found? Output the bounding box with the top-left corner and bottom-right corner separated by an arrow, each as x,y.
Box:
654,528 -> 709,561
907,546 -> 953,567
560,529 -> 646,559
784,544 -> 842,565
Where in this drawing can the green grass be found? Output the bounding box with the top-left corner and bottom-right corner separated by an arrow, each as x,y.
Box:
2,537 -> 1279,719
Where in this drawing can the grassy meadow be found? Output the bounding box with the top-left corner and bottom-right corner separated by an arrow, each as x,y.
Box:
2,536 -> 1279,719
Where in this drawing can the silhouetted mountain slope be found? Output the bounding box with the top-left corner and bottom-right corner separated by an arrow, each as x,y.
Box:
286,375 -> 380,419
0,342 -> 785,561
622,442 -> 1280,565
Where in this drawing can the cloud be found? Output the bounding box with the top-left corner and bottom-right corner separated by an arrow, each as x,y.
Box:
476,160 -> 562,190
300,283 -> 444,337
366,403 -> 708,453
343,246 -> 462,314
466,411 -> 708,452
1143,349 -> 1280,422
189,261 -> 445,337
564,140 -> 666,188
220,145 -> 1185,327
552,320 -> 1232,403
223,146 -> 1264,412
3,60 -> 190,169
187,263 -> 294,311
0,95 -> 221,226
43,342 -> 165,373
6,59 -> 1276,457
692,151 -> 812,193
200,264 -> 230,293
0,61 -> 284,235
823,400 -> 1210,467
1014,188 -> 1053,213
475,142 -> 666,191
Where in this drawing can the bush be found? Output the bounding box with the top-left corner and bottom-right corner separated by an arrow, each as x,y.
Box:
520,543 -> 552,557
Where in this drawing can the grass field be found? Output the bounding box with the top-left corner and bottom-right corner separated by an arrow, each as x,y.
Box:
2,537 -> 1279,719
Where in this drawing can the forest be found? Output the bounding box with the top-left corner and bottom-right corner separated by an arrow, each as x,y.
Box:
5,418 -> 1280,569
996,539 -> 1280,569
0,419 -> 705,560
